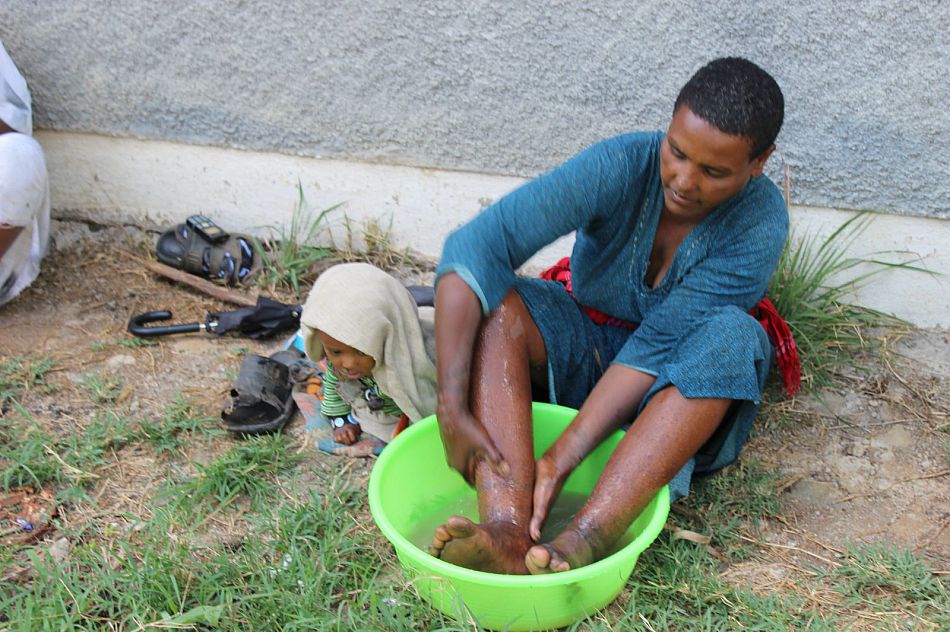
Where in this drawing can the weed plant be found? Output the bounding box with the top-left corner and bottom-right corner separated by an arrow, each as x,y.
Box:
89,337 -> 158,351
625,537 -> 831,630
0,405 -> 64,490
681,458 -> 782,555
0,406 -> 132,491
168,434 -> 302,512
0,354 -> 56,403
821,543 -> 949,626
255,182 -> 338,296
336,215 -> 430,273
80,371 -> 123,405
768,213 -> 917,391
0,483 -> 472,631
135,395 -> 220,456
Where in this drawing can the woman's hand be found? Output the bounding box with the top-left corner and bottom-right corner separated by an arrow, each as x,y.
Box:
435,272 -> 509,485
529,452 -> 575,541
529,364 -> 658,540
436,403 -> 507,486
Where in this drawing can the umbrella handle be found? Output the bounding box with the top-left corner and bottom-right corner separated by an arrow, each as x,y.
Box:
127,311 -> 216,337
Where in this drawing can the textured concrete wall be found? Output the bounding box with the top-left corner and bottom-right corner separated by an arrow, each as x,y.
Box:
3,1 -> 948,217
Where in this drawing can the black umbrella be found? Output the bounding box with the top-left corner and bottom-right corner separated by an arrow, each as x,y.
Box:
209,296 -> 301,339
128,296 -> 301,340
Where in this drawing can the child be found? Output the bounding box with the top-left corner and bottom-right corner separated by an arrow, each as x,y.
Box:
299,263 -> 437,454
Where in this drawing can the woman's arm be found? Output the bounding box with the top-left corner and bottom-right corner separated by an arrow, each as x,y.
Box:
530,364 -> 655,540
434,272 -> 506,484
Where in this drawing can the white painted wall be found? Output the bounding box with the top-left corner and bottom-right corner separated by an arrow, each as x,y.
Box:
38,131 -> 949,328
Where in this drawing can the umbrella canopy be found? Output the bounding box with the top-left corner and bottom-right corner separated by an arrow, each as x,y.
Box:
209,296 -> 301,339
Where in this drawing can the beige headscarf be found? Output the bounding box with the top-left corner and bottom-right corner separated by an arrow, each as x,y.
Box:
300,263 -> 437,422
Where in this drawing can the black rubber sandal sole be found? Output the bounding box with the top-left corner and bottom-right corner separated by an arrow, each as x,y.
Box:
221,348 -> 303,435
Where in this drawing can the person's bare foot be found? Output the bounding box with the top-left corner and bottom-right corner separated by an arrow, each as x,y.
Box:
428,515 -> 532,574
524,527 -> 595,574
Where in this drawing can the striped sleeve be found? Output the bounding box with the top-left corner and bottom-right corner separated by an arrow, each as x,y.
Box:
319,364 -> 352,417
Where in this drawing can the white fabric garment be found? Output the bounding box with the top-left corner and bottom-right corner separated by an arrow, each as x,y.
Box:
300,263 -> 437,436
0,40 -> 32,136
0,40 -> 49,306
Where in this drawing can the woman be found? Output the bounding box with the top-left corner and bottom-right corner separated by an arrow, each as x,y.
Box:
428,57 -> 787,574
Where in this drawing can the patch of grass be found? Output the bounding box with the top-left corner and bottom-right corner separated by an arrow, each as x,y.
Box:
0,354 -> 56,403
622,535 -> 835,630
116,336 -> 159,348
821,543 -> 949,627
88,336 -> 159,351
768,213 -> 920,391
80,371 -> 123,405
0,480 -> 470,630
0,407 -> 64,490
255,182 -> 338,296
168,434 -> 302,511
0,406 -> 134,491
676,458 -> 782,555
134,395 -> 220,456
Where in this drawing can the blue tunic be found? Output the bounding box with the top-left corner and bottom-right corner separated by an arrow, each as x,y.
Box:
436,131 -> 788,499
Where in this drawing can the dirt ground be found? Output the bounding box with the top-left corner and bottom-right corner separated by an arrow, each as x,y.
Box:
2,221 -> 949,602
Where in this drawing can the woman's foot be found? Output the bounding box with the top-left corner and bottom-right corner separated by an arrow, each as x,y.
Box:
524,527 -> 595,574
428,515 -> 532,574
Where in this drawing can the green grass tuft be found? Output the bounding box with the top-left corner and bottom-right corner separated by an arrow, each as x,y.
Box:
134,395 -> 220,456
80,371 -> 124,405
624,536 -> 834,630
0,354 -> 56,403
254,181 -> 338,296
768,213 -> 921,391
336,214 -> 430,273
676,458 -> 783,556
0,406 -> 133,491
824,543 -> 949,609
168,434 -> 303,511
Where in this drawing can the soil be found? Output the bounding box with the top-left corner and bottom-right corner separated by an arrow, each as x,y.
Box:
2,221 -> 948,612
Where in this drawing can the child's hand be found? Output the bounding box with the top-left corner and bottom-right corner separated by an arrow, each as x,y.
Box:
334,422 -> 361,445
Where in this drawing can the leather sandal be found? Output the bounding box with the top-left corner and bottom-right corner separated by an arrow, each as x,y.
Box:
156,223 -> 261,286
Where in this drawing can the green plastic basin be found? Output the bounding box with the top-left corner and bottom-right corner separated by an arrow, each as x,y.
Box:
368,402 -> 670,631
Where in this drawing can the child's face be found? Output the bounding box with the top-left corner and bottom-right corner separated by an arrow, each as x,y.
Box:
659,105 -> 774,222
317,331 -> 376,380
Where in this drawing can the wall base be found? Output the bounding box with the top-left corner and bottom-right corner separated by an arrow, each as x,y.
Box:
37,131 -> 949,328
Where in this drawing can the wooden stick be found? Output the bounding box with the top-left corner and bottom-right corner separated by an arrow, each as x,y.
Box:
143,260 -> 258,307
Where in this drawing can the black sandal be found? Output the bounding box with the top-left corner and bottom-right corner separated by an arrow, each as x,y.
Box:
221,348 -> 303,434
156,223 -> 262,286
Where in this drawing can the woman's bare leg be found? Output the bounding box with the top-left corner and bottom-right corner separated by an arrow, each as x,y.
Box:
525,385 -> 730,573
430,291 -> 548,574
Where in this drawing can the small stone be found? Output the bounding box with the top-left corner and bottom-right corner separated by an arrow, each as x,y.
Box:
48,537 -> 71,565
105,354 -> 136,371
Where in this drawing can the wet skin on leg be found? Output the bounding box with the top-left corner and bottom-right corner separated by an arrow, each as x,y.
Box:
429,286 -> 548,574
526,378 -> 731,573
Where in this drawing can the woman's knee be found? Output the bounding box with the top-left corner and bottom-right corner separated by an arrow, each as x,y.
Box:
692,305 -> 768,351
479,290 -> 547,363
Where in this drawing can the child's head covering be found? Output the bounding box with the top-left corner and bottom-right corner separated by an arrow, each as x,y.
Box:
0,40 -> 32,135
300,263 -> 437,422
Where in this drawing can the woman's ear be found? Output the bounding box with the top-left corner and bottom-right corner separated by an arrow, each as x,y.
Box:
750,144 -> 776,177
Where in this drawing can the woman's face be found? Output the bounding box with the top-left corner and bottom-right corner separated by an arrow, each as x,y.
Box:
318,330 -> 376,380
659,105 -> 774,223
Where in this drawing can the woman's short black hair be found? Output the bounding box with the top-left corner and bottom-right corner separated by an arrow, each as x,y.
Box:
674,57 -> 784,159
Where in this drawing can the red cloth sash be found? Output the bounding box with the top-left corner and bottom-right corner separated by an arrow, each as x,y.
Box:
539,257 -> 801,397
